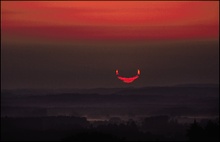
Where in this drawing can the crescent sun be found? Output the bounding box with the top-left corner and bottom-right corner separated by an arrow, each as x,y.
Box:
116,69 -> 140,83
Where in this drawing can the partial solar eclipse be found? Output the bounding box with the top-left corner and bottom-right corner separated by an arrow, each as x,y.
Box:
116,69 -> 140,83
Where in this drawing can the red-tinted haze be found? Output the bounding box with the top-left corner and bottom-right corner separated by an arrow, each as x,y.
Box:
1,1 -> 219,41
1,1 -> 219,89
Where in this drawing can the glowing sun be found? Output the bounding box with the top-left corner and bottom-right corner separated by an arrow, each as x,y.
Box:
116,69 -> 140,83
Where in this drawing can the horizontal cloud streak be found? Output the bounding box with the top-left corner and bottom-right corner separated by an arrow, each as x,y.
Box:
2,1 -> 219,41
2,25 -> 218,41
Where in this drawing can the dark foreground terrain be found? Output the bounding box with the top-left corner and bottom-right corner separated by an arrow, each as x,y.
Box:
1,116 -> 219,141
1,86 -> 219,141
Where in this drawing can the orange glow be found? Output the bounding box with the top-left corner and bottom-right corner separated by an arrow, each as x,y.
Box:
116,69 -> 140,83
116,70 -> 119,75
137,69 -> 140,76
1,1 -> 219,41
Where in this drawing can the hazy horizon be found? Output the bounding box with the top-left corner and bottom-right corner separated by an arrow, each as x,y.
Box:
1,83 -> 219,91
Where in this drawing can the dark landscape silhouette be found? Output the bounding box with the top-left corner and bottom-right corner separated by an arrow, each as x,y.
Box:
1,85 -> 219,141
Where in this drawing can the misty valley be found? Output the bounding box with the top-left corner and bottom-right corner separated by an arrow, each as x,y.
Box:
1,86 -> 219,141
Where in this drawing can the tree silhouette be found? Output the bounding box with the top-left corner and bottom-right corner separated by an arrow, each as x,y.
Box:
203,120 -> 219,141
187,120 -> 204,141
187,120 -> 219,141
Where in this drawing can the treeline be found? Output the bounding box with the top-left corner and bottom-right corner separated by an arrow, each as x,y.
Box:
1,116 -> 219,141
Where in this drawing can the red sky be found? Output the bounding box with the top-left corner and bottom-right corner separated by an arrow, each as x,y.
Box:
1,1 -> 219,89
2,1 -> 219,41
